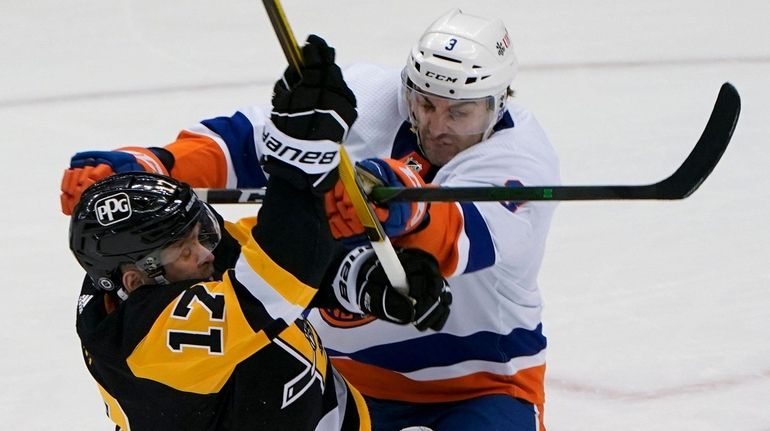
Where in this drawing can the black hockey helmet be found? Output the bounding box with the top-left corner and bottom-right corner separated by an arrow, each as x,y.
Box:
69,172 -> 221,293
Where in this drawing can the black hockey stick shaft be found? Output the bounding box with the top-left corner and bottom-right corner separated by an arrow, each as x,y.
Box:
196,82 -> 739,204
194,188 -> 266,204
371,82 -> 740,203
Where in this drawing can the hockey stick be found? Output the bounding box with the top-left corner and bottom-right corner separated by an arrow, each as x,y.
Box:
261,0 -> 411,295
373,82 -> 741,203
196,81 -> 740,204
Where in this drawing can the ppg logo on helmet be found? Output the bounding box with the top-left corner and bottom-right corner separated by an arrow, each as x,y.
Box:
94,193 -> 132,226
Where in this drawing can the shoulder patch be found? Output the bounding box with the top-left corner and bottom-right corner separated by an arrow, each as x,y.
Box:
78,294 -> 94,315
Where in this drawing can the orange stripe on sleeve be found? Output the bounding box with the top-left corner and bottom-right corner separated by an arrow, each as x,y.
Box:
165,130 -> 229,188
331,358 -> 546,405
394,201 -> 464,277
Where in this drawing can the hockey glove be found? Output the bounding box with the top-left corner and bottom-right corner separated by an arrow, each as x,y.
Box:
260,34 -> 357,192
60,147 -> 169,215
325,158 -> 428,239
331,246 -> 452,331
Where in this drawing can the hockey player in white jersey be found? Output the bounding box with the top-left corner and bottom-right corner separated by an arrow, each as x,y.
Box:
320,10 -> 559,430
60,8 -> 559,430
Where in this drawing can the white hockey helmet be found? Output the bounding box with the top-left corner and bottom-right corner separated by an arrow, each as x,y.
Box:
403,8 -> 518,127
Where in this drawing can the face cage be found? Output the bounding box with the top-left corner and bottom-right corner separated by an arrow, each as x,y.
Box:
134,204 -> 221,280
401,70 -> 506,138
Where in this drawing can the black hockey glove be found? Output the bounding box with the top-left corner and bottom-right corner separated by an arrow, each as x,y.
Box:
271,34 -> 357,142
261,35 -> 357,192
331,246 -> 452,331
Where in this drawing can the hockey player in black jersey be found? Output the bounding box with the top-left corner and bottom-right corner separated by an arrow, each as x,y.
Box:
68,36 -> 451,431
71,171 -> 369,430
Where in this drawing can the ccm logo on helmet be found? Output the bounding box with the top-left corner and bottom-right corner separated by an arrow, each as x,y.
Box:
94,193 -> 132,226
425,71 -> 458,83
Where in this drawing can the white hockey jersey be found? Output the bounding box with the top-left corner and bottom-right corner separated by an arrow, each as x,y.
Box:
160,63 -> 560,414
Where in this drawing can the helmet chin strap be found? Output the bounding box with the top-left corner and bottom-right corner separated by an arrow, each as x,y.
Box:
481,121 -> 497,141
485,90 -> 509,140
151,274 -> 171,285
115,270 -> 169,301
116,287 -> 130,301
409,122 -> 433,166
114,263 -> 170,301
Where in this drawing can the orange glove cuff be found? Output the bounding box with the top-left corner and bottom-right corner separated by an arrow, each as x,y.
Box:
60,164 -> 115,215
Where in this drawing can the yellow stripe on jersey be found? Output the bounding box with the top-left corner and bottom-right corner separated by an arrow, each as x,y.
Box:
346,376 -> 372,431
127,276 -> 271,394
227,218 -> 318,308
223,218 -> 256,244
95,382 -> 130,430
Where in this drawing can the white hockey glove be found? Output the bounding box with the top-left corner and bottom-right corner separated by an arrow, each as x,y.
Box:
332,246 -> 452,331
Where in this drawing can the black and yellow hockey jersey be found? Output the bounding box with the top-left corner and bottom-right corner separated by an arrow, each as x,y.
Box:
76,216 -> 370,430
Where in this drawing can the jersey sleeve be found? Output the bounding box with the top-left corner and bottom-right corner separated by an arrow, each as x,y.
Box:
163,105 -> 270,188
162,64 -> 402,190
393,200 -> 492,278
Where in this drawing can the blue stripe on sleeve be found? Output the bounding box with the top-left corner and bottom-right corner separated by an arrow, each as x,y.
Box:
459,202 -> 496,273
326,324 -> 546,373
201,112 -> 268,188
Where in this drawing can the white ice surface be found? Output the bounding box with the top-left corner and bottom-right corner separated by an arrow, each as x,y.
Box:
1,1 -> 768,429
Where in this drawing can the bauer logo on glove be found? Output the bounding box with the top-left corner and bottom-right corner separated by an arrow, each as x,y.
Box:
330,245 -> 452,332
260,123 -> 340,174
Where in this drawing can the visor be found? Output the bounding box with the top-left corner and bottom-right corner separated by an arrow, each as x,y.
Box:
136,204 -> 221,275
402,71 -> 498,136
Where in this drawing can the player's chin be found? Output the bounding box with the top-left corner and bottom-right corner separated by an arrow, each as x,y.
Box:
423,144 -> 456,166
199,265 -> 215,281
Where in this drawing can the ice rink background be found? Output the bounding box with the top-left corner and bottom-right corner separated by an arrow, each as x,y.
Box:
1,0 -> 768,429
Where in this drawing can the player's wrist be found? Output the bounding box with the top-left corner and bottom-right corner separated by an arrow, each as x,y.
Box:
115,147 -> 169,175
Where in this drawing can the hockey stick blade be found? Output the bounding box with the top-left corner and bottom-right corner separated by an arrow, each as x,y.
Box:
369,82 -> 741,203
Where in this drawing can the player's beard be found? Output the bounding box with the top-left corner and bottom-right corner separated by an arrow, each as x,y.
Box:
418,127 -> 483,166
165,260 -> 216,283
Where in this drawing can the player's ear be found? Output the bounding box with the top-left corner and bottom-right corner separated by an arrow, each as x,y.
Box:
121,266 -> 150,293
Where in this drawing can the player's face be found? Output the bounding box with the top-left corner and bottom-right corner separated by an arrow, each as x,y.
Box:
159,223 -> 216,282
410,93 -> 491,166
